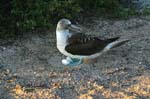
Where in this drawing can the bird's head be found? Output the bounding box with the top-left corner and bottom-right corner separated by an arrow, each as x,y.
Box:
56,19 -> 82,33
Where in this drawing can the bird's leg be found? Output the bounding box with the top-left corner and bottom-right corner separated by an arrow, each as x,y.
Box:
62,57 -> 83,66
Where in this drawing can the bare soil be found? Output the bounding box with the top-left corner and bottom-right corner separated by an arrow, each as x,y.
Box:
0,16 -> 150,99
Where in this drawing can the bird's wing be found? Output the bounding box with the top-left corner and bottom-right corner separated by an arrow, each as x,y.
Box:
65,33 -> 119,55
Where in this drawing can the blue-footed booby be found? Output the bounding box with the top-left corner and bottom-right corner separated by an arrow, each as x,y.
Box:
56,19 -> 129,66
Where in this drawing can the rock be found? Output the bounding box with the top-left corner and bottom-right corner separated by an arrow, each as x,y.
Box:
4,69 -> 10,75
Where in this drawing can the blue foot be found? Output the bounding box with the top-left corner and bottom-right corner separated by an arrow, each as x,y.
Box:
62,57 -> 83,66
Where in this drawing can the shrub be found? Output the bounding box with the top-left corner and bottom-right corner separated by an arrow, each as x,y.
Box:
0,0 -> 138,39
0,0 -> 81,39
11,0 -> 81,32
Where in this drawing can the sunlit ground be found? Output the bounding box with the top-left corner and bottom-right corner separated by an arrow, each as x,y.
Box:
7,74 -> 149,99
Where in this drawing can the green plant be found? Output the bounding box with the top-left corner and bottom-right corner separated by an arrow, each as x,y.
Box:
0,0 -> 146,39
11,0 -> 81,31
0,0 -> 81,39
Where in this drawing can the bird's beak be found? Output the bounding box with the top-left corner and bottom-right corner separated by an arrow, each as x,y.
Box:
68,24 -> 82,33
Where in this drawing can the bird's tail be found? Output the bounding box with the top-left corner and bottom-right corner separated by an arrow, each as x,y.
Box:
103,39 -> 129,52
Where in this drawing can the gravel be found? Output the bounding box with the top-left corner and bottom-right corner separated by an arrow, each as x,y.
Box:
0,16 -> 150,99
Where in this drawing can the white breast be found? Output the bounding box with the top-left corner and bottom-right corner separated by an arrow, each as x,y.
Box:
56,30 -> 69,46
56,30 -> 71,56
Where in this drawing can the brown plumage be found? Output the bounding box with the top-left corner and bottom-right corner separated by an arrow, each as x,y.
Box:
65,33 -> 120,55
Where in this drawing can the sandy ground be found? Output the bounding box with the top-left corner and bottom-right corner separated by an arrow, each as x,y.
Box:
0,16 -> 150,99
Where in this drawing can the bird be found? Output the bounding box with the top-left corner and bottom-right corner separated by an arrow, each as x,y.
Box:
56,18 -> 129,66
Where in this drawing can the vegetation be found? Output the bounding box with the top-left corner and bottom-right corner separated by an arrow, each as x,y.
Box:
0,0 -> 148,39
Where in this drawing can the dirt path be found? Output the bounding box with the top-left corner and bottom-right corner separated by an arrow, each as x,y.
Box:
0,16 -> 150,99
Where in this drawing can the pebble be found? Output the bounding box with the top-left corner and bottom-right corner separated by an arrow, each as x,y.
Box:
3,69 -> 10,75
139,62 -> 142,65
2,47 -> 6,50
